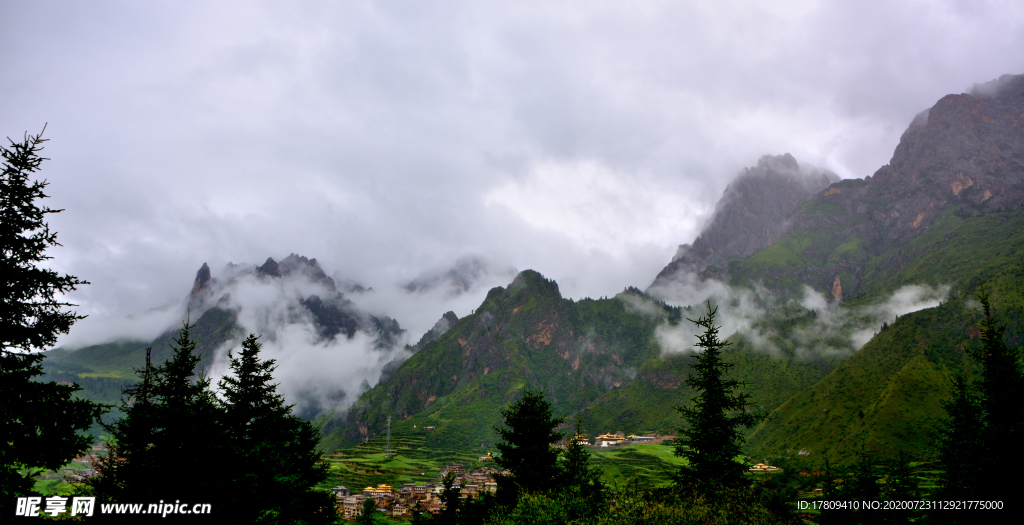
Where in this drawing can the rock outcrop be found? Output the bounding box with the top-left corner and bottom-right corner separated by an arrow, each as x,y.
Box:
650,154 -> 837,289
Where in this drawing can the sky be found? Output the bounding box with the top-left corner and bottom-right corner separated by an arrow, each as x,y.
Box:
3,0 -> 1024,346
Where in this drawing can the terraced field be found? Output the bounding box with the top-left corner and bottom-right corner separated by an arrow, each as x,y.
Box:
320,432 -> 487,491
320,435 -> 689,491
589,443 -> 687,487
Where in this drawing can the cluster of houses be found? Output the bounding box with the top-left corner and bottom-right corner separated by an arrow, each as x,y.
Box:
580,432 -> 657,447
55,446 -> 108,482
330,433 -> 670,520
333,458 -> 507,520
748,463 -> 780,473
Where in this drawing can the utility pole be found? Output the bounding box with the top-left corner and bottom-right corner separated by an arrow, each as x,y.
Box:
385,416 -> 392,459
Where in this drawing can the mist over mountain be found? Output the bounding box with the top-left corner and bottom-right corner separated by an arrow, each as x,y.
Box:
43,73 -> 1024,467
310,73 -> 1024,464
652,153 -> 839,286
401,256 -> 518,297
49,253 -> 410,416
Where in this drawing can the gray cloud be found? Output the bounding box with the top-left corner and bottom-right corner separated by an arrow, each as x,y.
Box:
1,1 -> 1021,352
651,273 -> 948,358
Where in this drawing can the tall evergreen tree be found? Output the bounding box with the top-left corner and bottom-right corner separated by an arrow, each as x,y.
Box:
89,321 -> 226,522
932,287 -> 1020,524
972,288 -> 1023,503
674,303 -> 762,489
560,416 -> 604,511
1,128 -> 104,511
934,375 -> 982,506
436,470 -> 461,525
881,452 -> 918,525
89,348 -> 159,503
494,389 -> 565,497
218,334 -> 336,524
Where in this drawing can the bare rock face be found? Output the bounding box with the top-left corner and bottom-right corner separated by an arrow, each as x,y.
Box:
651,153 -> 837,287
256,257 -> 281,278
651,73 -> 1024,300
189,262 -> 212,303
795,73 -> 1024,244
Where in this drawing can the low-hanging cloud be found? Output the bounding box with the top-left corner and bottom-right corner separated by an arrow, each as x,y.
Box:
194,261 -> 418,415
650,272 -> 772,354
401,255 -> 518,298
650,271 -> 949,358
6,1 -> 1022,335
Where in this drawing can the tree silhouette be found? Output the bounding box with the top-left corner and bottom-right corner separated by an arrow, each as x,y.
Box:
90,321 -> 226,519
972,287 -> 1023,503
1,128 -> 103,511
219,334 -> 335,524
494,388 -> 565,497
674,303 -> 762,489
935,375 -> 982,507
560,416 -> 604,511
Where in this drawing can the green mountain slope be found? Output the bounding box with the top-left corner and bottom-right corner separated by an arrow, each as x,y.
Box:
323,271 -> 681,451
581,345 -> 845,438
639,74 -> 1024,462
747,256 -> 1024,461
323,270 -> 860,455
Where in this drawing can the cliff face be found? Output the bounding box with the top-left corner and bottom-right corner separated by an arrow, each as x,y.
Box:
650,153 -> 837,289
651,74 -> 1024,301
789,73 -> 1024,244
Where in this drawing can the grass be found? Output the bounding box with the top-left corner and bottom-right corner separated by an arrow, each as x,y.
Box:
320,431 -> 489,491
320,436 -> 690,493
589,443 -> 687,487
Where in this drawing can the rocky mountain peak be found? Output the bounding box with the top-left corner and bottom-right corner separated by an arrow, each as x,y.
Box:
190,263 -> 211,298
256,257 -> 281,278
806,72 -> 1024,244
506,269 -> 562,300
650,154 -> 837,290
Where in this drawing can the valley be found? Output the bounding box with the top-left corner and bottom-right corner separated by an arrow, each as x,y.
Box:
45,73 -> 1024,482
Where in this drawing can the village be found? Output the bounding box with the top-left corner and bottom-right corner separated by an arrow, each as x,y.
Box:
331,456 -> 504,519
329,433 -> 674,520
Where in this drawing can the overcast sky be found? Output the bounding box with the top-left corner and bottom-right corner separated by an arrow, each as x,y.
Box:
3,0 -> 1023,343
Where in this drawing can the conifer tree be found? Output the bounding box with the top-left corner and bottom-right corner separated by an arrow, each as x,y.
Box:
1,128 -> 104,510
149,321 -> 226,503
357,498 -> 377,525
560,416 -> 604,510
972,288 -> 1023,503
881,452 -> 918,525
494,388 -> 565,496
674,303 -> 762,489
933,286 -> 1019,523
437,470 -> 461,525
218,334 -> 335,524
89,321 -> 226,522
935,375 -> 982,505
89,348 -> 159,503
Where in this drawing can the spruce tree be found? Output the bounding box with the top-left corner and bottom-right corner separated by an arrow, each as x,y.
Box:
494,389 -> 565,497
436,470 -> 461,525
972,288 -> 1023,503
218,334 -> 335,524
674,303 -> 762,489
881,452 -> 918,525
89,321 -> 226,522
150,321 -> 226,504
1,128 -> 104,510
935,375 -> 982,505
560,416 -> 604,511
932,287 -> 1020,523
89,348 -> 159,503
357,498 -> 377,525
